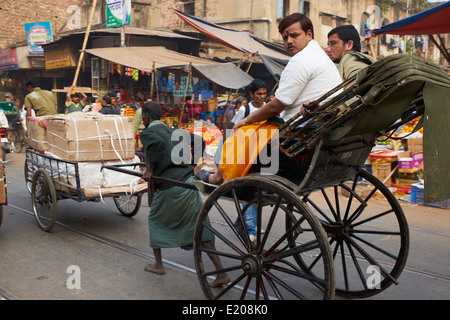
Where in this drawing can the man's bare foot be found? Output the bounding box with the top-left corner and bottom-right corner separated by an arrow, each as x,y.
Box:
145,263 -> 165,275
208,275 -> 231,288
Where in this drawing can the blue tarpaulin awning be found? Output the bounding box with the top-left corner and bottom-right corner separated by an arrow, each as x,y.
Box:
370,1 -> 450,36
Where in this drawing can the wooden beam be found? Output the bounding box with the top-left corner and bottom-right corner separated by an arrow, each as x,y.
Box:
72,0 -> 98,87
52,87 -> 98,94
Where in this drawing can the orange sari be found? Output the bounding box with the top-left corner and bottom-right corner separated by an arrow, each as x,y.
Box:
218,121 -> 280,182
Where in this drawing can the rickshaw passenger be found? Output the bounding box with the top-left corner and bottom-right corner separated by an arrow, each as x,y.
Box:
197,13 -> 342,185
325,25 -> 377,83
140,101 -> 230,287
298,25 -> 377,138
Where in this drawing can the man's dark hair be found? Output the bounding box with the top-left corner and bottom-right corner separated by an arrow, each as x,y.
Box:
142,101 -> 163,120
102,95 -> 111,104
247,79 -> 267,94
328,25 -> 361,52
278,13 -> 314,39
236,96 -> 247,106
26,78 -> 39,88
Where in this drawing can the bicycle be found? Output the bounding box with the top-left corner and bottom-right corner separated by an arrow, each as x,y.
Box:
8,116 -> 27,153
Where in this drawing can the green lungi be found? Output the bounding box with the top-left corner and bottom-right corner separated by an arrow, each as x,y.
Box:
148,177 -> 214,249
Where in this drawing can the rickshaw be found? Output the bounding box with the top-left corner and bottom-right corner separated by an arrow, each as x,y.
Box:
95,54 -> 450,299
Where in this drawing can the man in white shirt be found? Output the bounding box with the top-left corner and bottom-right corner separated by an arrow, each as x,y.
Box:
200,13 -> 342,185
232,79 -> 267,125
234,13 -> 342,127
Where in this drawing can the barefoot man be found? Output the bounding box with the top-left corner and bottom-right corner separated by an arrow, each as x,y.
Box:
140,101 -> 230,287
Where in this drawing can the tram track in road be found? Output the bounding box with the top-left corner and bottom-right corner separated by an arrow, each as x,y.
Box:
209,219 -> 450,284
5,203 -> 260,299
5,202 -> 450,301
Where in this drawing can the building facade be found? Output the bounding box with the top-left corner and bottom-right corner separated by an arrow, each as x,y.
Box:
0,0 -> 446,99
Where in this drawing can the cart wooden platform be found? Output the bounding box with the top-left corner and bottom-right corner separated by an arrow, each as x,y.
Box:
24,148 -> 146,232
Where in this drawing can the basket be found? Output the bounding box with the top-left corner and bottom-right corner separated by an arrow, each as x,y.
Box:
411,183 -> 450,209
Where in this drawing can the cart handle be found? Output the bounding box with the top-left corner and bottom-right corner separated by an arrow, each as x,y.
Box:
101,165 -> 198,191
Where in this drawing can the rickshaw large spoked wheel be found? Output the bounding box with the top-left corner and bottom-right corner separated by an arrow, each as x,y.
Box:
32,169 -> 58,232
113,194 -> 142,218
194,177 -> 335,300
298,169 -> 409,298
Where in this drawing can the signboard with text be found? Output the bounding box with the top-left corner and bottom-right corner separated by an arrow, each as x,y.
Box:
106,0 -> 131,28
0,48 -> 19,70
44,42 -> 72,70
24,21 -> 53,55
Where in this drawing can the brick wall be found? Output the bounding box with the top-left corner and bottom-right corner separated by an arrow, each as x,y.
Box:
0,0 -> 82,49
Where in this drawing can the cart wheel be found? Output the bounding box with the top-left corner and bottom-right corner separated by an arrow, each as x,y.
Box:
299,169 -> 409,298
24,159 -> 33,194
113,194 -> 142,218
194,176 -> 335,300
32,169 -> 58,232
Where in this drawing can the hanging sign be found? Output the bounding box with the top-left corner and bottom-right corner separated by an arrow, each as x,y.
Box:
106,0 -> 131,28
24,21 -> 53,55
0,49 -> 19,70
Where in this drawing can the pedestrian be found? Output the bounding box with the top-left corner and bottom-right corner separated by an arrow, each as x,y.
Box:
140,101 -> 230,287
66,85 -> 88,114
196,13 -> 342,185
82,96 -> 98,113
24,78 -> 58,117
230,80 -> 269,241
134,93 -> 153,135
231,80 -> 267,126
99,95 -> 120,115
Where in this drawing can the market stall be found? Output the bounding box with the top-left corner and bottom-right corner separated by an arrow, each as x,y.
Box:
368,1 -> 450,208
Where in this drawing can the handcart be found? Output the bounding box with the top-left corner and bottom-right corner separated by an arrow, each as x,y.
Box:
105,54 -> 450,300
25,148 -> 146,232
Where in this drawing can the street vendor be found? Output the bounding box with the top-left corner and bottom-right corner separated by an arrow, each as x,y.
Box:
140,101 -> 230,287
66,85 -> 87,114
196,13 -> 342,185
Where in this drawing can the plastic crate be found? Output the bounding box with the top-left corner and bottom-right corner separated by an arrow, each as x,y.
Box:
411,184 -> 450,209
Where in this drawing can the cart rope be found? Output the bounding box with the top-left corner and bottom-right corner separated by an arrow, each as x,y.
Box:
73,118 -> 80,162
105,129 -> 125,164
97,186 -> 105,203
45,116 -> 133,161
95,121 -> 104,160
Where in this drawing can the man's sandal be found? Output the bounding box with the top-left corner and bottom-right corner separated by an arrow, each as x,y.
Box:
195,169 -> 212,183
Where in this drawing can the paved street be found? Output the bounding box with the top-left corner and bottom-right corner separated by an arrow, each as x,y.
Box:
0,151 -> 449,301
